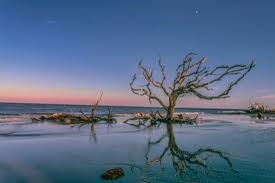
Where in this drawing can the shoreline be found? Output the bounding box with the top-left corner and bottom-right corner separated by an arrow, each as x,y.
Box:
0,101 -> 248,111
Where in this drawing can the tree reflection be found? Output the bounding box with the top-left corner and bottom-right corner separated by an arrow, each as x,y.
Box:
86,120 -> 233,179
145,122 -> 233,174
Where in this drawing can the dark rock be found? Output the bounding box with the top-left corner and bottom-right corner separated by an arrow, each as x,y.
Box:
101,167 -> 124,180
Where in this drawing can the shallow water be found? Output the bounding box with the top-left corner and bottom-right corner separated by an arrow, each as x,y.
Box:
0,103 -> 275,182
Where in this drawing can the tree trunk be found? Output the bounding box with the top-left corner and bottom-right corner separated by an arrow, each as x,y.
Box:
166,95 -> 177,121
166,105 -> 175,121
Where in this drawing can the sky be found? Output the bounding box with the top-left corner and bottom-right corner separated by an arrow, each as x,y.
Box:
0,0 -> 275,108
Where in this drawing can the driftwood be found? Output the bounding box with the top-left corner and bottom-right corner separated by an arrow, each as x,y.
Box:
31,113 -> 116,124
31,92 -> 116,125
247,102 -> 275,114
123,112 -> 198,128
244,102 -> 275,120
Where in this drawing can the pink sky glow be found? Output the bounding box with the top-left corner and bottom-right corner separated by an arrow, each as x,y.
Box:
0,87 -> 252,109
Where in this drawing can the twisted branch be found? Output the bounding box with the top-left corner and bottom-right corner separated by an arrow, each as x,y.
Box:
91,91 -> 103,118
130,53 -> 255,117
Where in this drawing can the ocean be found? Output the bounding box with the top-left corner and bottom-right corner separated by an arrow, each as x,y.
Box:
0,102 -> 274,183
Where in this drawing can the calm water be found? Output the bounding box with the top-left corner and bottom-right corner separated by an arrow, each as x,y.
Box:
0,103 -> 275,183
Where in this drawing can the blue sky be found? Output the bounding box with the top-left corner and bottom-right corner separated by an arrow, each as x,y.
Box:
0,0 -> 275,108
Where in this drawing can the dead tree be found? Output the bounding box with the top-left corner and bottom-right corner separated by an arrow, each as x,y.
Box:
91,91 -> 103,118
130,53 -> 255,121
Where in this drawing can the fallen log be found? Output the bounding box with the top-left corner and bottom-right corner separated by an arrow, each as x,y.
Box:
31,113 -> 116,124
123,112 -> 198,127
31,92 -> 116,125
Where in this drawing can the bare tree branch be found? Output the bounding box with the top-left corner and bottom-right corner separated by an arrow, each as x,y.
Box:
130,53 -> 255,120
91,91 -> 103,118
183,61 -> 255,99
130,73 -> 168,109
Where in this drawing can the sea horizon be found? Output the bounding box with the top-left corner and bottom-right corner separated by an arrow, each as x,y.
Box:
0,101 -> 248,111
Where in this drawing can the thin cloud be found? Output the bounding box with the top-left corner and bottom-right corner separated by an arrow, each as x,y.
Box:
255,89 -> 270,93
258,94 -> 275,99
47,20 -> 57,24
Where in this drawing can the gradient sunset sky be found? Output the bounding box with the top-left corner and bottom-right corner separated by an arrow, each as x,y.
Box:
0,0 -> 275,108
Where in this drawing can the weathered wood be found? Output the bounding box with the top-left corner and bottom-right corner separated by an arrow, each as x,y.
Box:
31,113 -> 116,124
123,112 -> 198,127
247,102 -> 275,114
130,53 -> 255,121
31,92 -> 116,125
